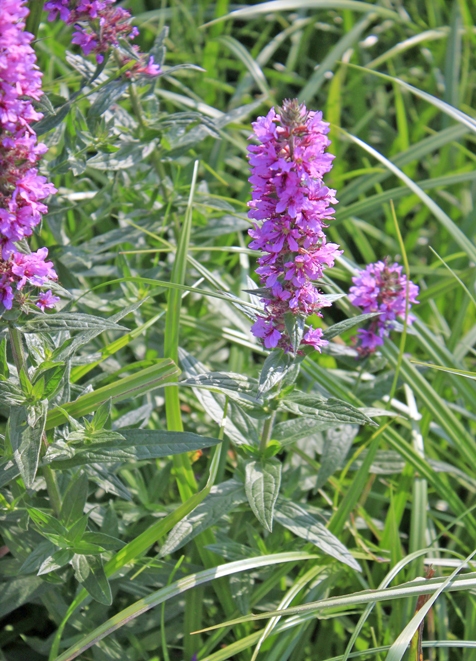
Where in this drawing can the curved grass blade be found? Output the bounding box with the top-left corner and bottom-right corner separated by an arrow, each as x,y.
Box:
299,15 -> 372,103
335,127 -> 476,262
386,552 -> 476,661
410,361 -> 476,380
217,36 -> 271,98
196,571 -> 476,634
52,552 -> 316,661
202,1 -> 413,28
347,63 -> 476,134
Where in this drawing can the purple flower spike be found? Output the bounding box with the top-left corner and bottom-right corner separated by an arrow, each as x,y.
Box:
348,259 -> 419,355
0,0 -> 59,312
248,99 -> 341,353
45,0 -> 162,78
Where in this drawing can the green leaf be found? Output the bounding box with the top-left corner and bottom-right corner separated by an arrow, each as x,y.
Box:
28,507 -> 69,537
316,425 -> 359,490
180,371 -> 264,415
179,349 -> 260,446
229,573 -> 254,616
33,100 -> 72,136
71,553 -> 89,583
322,313 -> 380,341
274,499 -> 361,571
88,80 -> 128,117
72,554 -> 112,605
87,141 -> 155,170
67,515 -> 89,544
284,313 -> 305,354
258,349 -> 299,397
32,363 -> 66,400
9,400 -> 48,487
91,399 -> 112,430
279,392 -> 376,427
20,312 -> 127,334
81,532 -> 124,551
244,459 -> 282,532
60,472 -> 89,527
50,430 -> 222,467
38,549 -> 74,576
19,541 -> 56,575
0,458 -> 20,488
0,576 -> 45,618
159,480 -> 247,557
273,417 -> 335,446
0,379 -> 26,406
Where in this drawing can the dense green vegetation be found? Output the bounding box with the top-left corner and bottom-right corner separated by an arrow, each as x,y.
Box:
1,1 -> 476,660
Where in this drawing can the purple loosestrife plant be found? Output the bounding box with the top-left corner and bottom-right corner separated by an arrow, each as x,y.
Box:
248,99 -> 341,353
348,259 -> 419,355
0,0 -> 59,313
45,0 -> 162,74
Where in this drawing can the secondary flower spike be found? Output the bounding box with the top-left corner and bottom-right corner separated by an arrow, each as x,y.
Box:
0,0 -> 59,312
348,260 -> 419,354
248,99 -> 341,352
45,0 -> 162,75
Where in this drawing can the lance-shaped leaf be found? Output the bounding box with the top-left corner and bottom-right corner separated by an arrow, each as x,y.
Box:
180,371 -> 265,415
20,312 -> 127,334
274,499 -> 361,571
273,417 -> 331,447
0,379 -> 26,406
88,80 -> 128,117
316,425 -> 359,490
279,391 -> 376,426
284,313 -> 305,355
245,459 -> 282,532
72,554 -> 112,605
0,575 -> 46,619
258,349 -> 301,397
159,480 -> 247,557
322,312 -> 380,341
50,431 -> 222,468
46,359 -> 179,430
9,400 -> 47,487
179,349 -> 260,446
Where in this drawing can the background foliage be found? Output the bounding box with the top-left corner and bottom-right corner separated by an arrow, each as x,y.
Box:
1,1 -> 476,660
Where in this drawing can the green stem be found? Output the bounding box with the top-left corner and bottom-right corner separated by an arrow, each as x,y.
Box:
26,0 -> 45,39
259,410 -> 277,454
8,327 -> 62,517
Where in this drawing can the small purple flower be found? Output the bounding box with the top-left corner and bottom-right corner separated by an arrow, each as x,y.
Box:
12,248 -> 57,289
252,317 -> 282,349
247,100 -> 340,353
0,279 -> 14,310
36,290 -> 60,311
348,260 -> 419,355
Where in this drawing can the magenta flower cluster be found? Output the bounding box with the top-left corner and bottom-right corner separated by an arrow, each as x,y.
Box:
0,0 -> 59,312
45,0 -> 161,75
248,99 -> 341,352
348,260 -> 419,354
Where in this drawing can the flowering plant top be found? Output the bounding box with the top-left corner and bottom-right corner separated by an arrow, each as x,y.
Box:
349,259 -> 419,354
45,0 -> 161,75
248,99 -> 341,353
